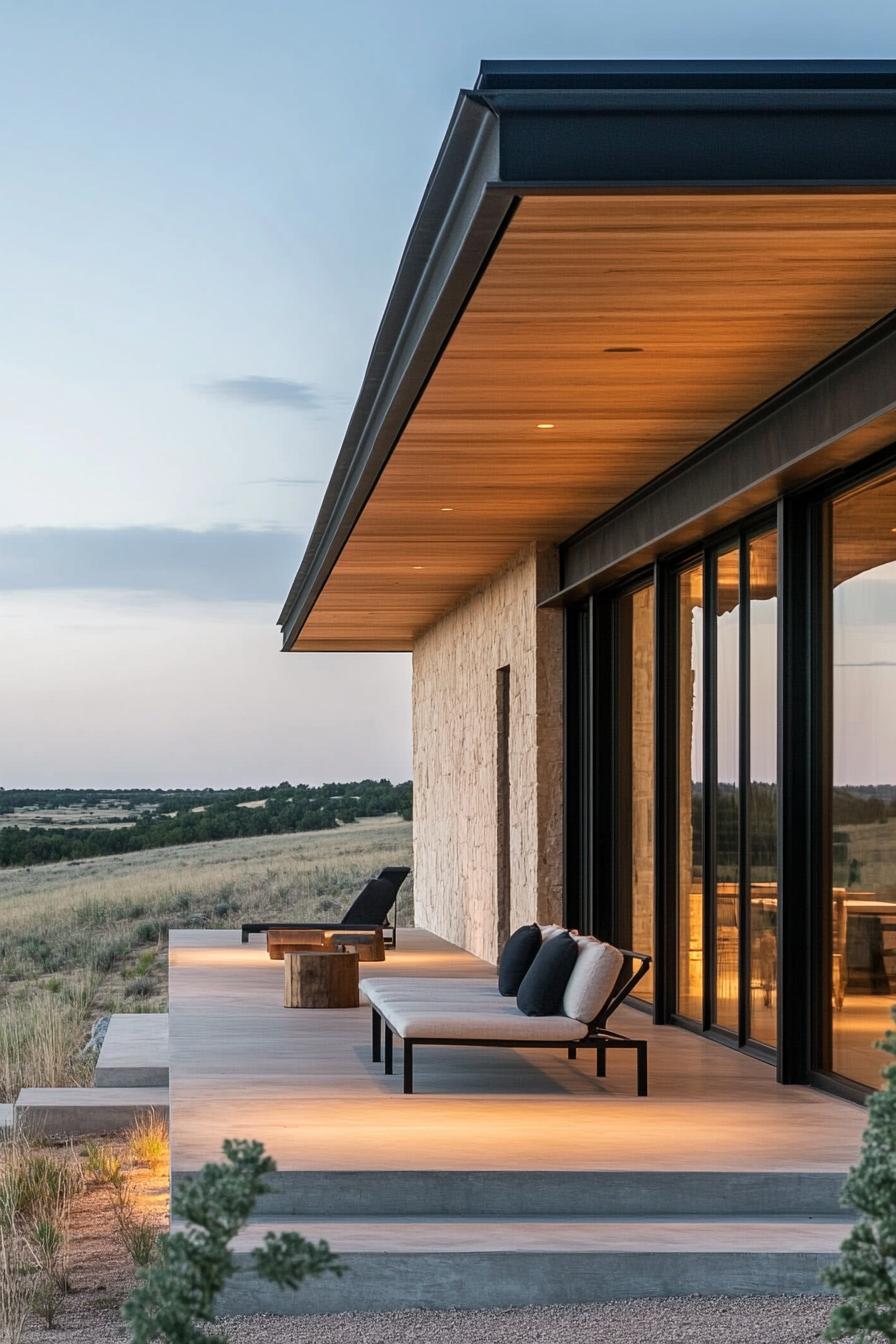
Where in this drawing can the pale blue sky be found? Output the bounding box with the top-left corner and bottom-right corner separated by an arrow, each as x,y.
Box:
2,1 -> 895,786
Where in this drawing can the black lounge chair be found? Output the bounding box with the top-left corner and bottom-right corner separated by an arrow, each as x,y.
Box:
240,866 -> 410,947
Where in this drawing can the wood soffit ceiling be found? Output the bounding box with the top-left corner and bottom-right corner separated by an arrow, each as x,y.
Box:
295,192 -> 896,651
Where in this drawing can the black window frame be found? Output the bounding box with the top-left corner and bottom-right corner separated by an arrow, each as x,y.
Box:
564,444 -> 896,1100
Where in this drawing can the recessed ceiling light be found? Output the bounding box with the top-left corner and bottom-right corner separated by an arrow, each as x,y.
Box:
440,506 -> 453,512
536,422 -> 555,429
604,346 -> 644,353
412,564 -> 424,570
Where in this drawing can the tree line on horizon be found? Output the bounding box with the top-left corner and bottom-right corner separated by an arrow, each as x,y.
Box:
0,779 -> 412,869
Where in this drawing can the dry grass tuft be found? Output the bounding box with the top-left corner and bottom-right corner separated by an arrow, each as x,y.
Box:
0,996 -> 93,1103
0,1137 -> 83,1334
0,1224 -> 33,1344
126,1111 -> 168,1174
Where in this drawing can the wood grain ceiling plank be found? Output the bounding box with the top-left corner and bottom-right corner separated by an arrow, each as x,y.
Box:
296,192 -> 896,650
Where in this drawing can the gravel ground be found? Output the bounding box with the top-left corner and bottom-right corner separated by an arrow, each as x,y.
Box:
29,1294 -> 837,1343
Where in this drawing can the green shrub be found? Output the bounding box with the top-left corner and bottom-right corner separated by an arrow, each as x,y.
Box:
17,937 -> 62,974
135,920 -> 165,945
124,977 -> 155,1000
123,1139 -> 341,1343
826,1005 -> 896,1341
91,936 -> 132,973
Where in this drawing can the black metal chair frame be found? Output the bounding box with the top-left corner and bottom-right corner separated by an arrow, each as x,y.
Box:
240,868 -> 410,946
367,950 -> 651,1096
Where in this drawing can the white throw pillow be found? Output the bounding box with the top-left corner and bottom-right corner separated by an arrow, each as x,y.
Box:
562,937 -> 625,1024
538,924 -> 565,941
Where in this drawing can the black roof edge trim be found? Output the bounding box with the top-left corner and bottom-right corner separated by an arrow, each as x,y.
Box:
475,59 -> 896,91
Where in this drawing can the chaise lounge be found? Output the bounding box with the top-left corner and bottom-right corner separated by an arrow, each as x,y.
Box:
240,866 -> 410,947
361,924 -> 650,1095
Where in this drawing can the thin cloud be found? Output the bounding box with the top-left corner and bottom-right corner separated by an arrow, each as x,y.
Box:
0,526 -> 303,603
202,376 -> 321,411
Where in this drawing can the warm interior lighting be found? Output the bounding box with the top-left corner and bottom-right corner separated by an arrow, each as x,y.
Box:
412,564 -> 424,570
440,506 -> 454,512
536,422 -> 555,429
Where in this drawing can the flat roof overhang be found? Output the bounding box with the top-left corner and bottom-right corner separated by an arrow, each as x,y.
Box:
279,61 -> 896,653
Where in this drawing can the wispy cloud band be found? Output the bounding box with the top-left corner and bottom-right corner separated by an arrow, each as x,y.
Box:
0,526 -> 302,603
202,376 -> 320,411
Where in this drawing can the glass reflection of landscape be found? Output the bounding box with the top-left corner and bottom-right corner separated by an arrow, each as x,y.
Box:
748,531 -> 778,1048
714,547 -> 740,1033
677,564 -> 704,1022
830,470 -> 896,1089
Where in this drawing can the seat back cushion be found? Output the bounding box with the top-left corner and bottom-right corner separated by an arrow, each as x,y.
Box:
516,931 -> 579,1016
498,923 -> 542,996
563,938 -> 625,1024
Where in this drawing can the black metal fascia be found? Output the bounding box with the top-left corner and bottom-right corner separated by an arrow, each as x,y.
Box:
278,93 -> 511,650
547,313 -> 896,607
474,60 -> 896,91
481,88 -> 896,187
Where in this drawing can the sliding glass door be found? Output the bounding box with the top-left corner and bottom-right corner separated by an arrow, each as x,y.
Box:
564,457 -> 896,1095
674,524 -> 778,1051
825,468 -> 896,1088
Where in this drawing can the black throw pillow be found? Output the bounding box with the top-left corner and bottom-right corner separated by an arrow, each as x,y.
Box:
516,931 -> 578,1016
498,923 -> 542,996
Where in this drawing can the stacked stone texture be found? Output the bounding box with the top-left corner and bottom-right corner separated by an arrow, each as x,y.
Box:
412,543 -> 563,963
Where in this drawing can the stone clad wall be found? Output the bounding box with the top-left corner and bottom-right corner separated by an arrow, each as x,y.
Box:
411,544 -> 564,964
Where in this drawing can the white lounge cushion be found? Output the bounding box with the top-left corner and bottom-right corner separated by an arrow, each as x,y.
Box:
562,937 -> 624,1024
376,1001 -> 588,1042
361,977 -> 497,995
362,978 -> 498,1007
538,924 -> 565,941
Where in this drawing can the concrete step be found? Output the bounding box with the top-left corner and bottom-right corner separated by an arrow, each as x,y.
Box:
211,1213 -> 852,1314
95,1013 -> 168,1088
15,1087 -> 168,1139
175,1167 -> 847,1218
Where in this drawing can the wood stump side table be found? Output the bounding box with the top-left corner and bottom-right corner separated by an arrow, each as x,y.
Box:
283,950 -> 359,1009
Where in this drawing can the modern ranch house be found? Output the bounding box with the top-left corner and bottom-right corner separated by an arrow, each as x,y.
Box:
280,60 -> 896,1106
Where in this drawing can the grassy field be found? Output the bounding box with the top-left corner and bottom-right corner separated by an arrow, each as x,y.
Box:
0,816 -> 412,1100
